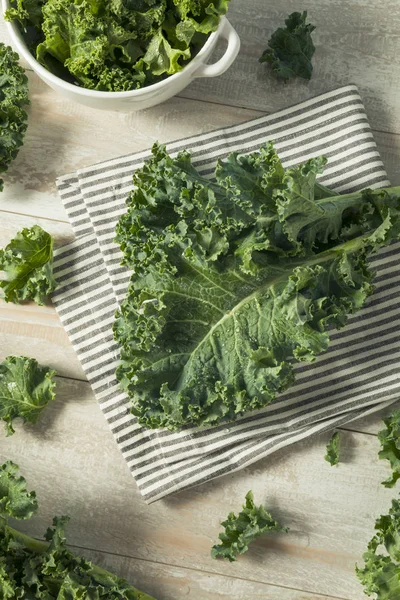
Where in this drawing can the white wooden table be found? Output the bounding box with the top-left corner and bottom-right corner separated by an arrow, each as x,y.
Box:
1,2 -> 400,598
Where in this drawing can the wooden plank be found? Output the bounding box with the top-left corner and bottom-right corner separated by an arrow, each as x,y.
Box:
0,66 -> 262,221
0,211 -> 84,378
179,0 -> 400,135
0,329 -> 85,380
71,546 -> 349,600
0,377 -> 394,599
0,321 -> 395,430
0,210 -> 74,246
2,67 -> 396,226
0,105 -> 400,232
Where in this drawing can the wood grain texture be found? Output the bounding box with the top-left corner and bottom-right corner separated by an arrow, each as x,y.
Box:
0,57 -> 262,221
0,330 -> 85,379
0,210 -> 74,246
71,547 -> 349,600
0,376 -> 395,600
0,211 -> 83,377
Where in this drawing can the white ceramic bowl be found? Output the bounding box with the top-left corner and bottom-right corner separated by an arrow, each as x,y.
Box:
2,4 -> 240,111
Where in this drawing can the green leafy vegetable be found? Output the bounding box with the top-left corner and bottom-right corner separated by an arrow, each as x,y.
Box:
0,43 -> 29,191
325,431 -> 340,466
0,461 -> 38,520
356,498 -> 400,599
211,490 -> 288,562
5,0 -> 231,92
0,224 -> 57,304
378,410 -> 400,488
0,355 -> 56,436
113,141 -> 400,432
0,460 -> 155,599
259,11 -> 316,82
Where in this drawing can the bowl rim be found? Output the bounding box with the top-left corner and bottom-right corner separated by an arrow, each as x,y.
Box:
2,0 -> 225,98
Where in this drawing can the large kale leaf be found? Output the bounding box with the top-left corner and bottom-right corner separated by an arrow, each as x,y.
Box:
0,461 -> 155,599
0,225 -> 57,305
211,490 -> 288,562
0,355 -> 56,436
5,0 -> 230,91
0,43 -> 29,191
356,499 -> 400,599
114,142 -> 400,431
260,11 -> 316,82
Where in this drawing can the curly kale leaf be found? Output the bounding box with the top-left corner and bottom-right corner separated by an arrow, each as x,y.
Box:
4,0 -> 45,29
114,141 -> 400,431
211,490 -> 288,562
356,499 -> 400,599
6,0 -> 230,91
0,461 -> 155,599
0,43 -> 29,191
0,461 -> 38,521
0,356 -> 56,436
260,11 -> 316,82
172,0 -> 230,45
325,431 -> 340,466
0,225 -> 57,305
378,410 -> 400,488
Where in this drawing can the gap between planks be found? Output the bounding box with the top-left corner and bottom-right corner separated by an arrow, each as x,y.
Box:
1,303 -> 396,439
1,372 -> 392,599
0,207 -> 71,225
57,542 -> 352,600
43,372 -> 400,447
13,58 -> 400,142
11,36 -> 400,143
51,373 -> 397,440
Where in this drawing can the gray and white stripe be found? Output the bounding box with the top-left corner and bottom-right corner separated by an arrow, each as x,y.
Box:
52,85 -> 399,503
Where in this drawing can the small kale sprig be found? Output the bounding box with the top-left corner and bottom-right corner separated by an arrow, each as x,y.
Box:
211,491 -> 288,562
0,225 -> 57,305
325,431 -> 340,466
260,11 -> 316,82
0,356 -> 56,436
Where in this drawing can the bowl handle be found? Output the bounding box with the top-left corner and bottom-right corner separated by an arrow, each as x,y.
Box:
193,19 -> 241,78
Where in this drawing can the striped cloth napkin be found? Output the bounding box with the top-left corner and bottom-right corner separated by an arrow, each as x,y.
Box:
52,85 -> 400,503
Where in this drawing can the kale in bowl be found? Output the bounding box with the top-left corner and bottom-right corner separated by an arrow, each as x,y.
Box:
5,0 -> 231,91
